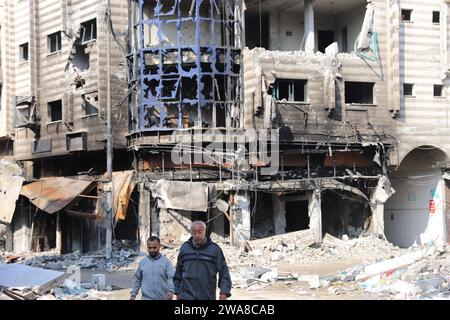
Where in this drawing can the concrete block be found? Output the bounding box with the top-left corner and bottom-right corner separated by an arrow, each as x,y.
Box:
91,274 -> 106,291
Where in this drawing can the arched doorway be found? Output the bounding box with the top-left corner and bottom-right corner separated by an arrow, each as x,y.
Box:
385,146 -> 449,248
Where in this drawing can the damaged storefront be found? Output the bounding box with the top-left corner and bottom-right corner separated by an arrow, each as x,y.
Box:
3,171 -> 138,255
125,0 -> 406,249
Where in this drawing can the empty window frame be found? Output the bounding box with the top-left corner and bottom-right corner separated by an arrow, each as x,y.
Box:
274,79 -> 307,102
345,82 -> 375,104
403,83 -> 414,96
48,32 -> 62,53
81,19 -> 97,44
401,9 -> 412,21
432,11 -> 440,24
48,100 -> 62,122
19,43 -> 29,62
434,84 -> 443,97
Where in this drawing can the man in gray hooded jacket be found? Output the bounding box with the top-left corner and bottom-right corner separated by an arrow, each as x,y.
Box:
130,236 -> 174,300
173,221 -> 232,300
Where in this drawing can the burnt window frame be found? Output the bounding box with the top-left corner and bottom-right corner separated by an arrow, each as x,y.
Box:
273,79 -> 308,103
47,99 -> 63,123
432,11 -> 440,24
344,81 -> 376,105
401,9 -> 413,22
433,84 -> 444,97
403,83 -> 414,97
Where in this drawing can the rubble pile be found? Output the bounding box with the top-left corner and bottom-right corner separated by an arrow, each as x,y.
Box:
349,249 -> 450,299
229,234 -> 405,267
1,240 -> 140,272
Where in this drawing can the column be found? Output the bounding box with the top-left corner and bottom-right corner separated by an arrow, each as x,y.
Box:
232,191 -> 251,246
304,0 -> 315,53
272,194 -> 286,235
138,183 -> 151,252
56,212 -> 62,254
308,189 -> 322,243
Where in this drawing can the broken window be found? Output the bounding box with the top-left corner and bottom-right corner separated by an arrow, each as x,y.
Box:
82,93 -> 99,116
434,85 -> 443,97
274,79 -> 307,102
19,43 -> 29,63
345,82 -> 375,104
403,83 -> 414,96
48,100 -> 62,122
81,19 -> 97,44
245,11 -> 269,50
341,28 -> 348,53
401,9 -> 412,22
48,31 -> 62,53
433,11 -> 440,24
15,96 -> 37,128
318,30 -> 334,53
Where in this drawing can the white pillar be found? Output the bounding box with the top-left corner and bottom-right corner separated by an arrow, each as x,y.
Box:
138,183 -> 151,252
303,0 -> 316,53
6,224 -> 13,252
272,194 -> 286,235
233,191 -> 251,245
308,189 -> 322,243
56,212 -> 62,254
304,0 -> 315,53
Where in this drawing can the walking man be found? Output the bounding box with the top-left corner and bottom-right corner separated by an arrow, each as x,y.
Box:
173,221 -> 232,300
130,236 -> 174,300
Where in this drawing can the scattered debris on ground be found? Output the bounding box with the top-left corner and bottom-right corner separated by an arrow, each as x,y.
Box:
0,240 -> 139,272
1,233 -> 449,300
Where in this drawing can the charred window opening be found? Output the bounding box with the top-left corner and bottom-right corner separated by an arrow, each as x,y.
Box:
131,0 -> 242,131
82,92 -> 99,116
434,85 -> 443,97
401,9 -> 412,22
318,30 -> 334,53
245,11 -> 269,50
432,11 -> 440,24
341,28 -> 348,53
345,82 -> 374,104
70,44 -> 90,72
285,200 -> 310,232
19,43 -> 29,63
403,83 -> 414,96
274,79 -> 307,102
48,100 -> 62,122
15,96 -> 37,128
48,31 -> 62,53
81,19 -> 97,44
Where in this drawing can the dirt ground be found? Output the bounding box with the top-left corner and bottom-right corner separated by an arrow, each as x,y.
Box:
79,259 -> 380,300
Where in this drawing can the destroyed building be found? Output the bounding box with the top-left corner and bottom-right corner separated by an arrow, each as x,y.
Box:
0,0 -> 449,255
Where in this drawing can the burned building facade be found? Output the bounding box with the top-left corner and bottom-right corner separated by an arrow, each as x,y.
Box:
0,0 -> 449,255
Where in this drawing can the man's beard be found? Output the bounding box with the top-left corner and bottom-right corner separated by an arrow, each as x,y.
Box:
149,252 -> 159,257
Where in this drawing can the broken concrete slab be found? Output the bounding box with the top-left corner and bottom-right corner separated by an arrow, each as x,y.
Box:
91,274 -> 106,291
0,264 -> 65,295
356,248 -> 435,281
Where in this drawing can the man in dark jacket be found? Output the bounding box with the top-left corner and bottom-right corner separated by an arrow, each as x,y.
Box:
173,221 -> 232,300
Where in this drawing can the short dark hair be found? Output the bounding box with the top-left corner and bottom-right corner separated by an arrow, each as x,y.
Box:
147,236 -> 160,243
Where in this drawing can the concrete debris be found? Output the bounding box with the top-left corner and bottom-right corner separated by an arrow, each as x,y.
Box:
0,264 -> 65,295
326,245 -> 450,299
1,240 -> 139,272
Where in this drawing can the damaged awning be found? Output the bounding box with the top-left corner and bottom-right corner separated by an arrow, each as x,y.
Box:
112,171 -> 136,221
151,180 -> 209,212
20,177 -> 96,214
0,160 -> 25,224
253,179 -> 369,202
